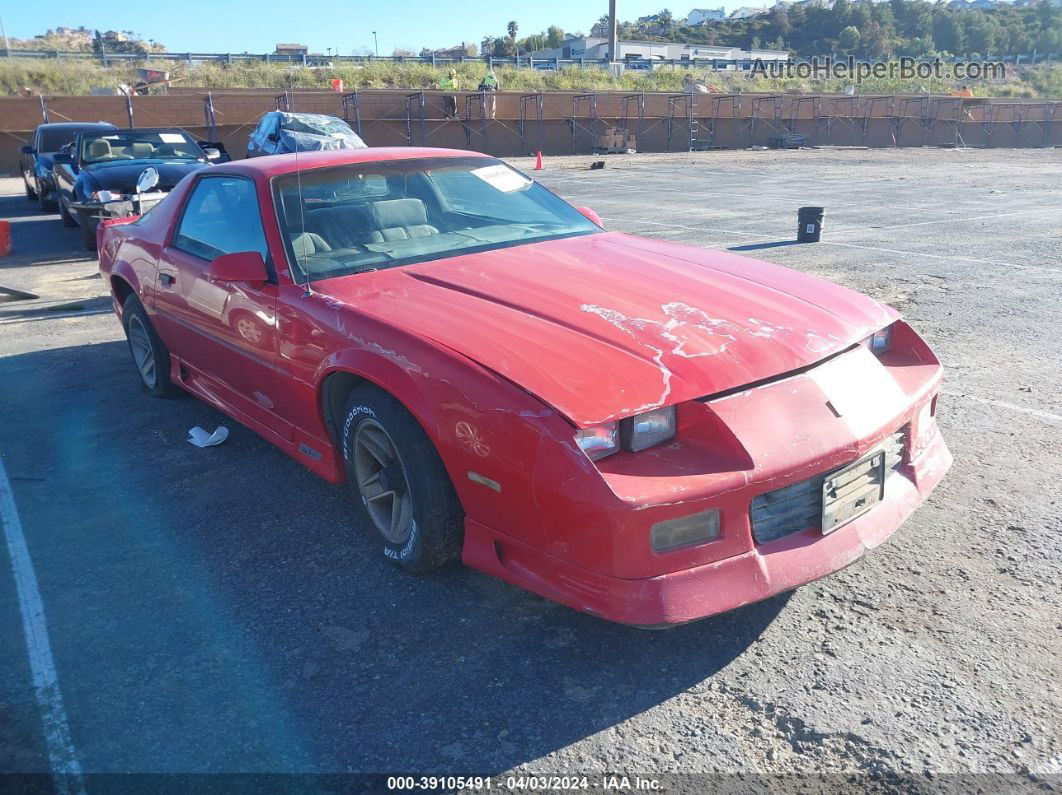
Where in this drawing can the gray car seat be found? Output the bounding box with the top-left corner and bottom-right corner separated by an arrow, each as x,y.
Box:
370,199 -> 438,242
306,205 -> 374,249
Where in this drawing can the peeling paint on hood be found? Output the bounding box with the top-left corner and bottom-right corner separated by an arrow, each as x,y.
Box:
313,232 -> 899,427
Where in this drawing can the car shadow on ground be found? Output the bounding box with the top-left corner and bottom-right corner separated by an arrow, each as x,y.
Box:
0,194 -> 89,268
0,340 -> 788,773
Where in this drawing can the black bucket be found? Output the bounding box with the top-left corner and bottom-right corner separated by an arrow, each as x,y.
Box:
797,206 -> 824,243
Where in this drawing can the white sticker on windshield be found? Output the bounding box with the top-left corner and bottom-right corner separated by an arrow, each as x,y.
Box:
471,164 -> 531,193
159,133 -> 185,143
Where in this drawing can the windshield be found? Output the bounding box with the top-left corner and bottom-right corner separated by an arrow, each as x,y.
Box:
272,157 -> 599,281
80,131 -> 205,164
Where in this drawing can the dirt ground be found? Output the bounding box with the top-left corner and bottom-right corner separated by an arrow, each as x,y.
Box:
0,147 -> 1060,791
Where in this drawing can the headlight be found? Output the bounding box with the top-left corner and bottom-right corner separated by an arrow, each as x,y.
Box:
862,324 -> 893,354
91,190 -> 118,203
574,406 -> 678,461
574,422 -> 619,461
622,406 -> 677,452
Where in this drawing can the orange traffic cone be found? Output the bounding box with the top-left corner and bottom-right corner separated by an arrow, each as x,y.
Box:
534,151 -> 543,170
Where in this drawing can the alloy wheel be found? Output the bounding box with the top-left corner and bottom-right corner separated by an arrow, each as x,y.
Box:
353,419 -> 414,544
127,315 -> 157,389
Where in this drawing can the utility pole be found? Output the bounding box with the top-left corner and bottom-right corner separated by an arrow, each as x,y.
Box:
372,31 -> 379,57
0,9 -> 10,53
608,0 -> 619,63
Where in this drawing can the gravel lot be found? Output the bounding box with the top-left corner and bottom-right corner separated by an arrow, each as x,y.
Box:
1,147 -> 1060,791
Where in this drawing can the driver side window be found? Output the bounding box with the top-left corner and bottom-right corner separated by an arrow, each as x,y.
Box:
173,176 -> 269,265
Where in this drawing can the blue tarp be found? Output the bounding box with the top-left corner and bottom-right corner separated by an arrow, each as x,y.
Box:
249,112 -> 367,155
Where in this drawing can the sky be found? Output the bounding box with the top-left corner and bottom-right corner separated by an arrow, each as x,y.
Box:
0,1 -> 737,54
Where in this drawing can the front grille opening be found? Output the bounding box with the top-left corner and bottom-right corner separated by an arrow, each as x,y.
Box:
750,427 -> 907,544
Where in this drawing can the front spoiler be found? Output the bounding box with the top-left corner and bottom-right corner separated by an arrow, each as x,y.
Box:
462,429 -> 952,627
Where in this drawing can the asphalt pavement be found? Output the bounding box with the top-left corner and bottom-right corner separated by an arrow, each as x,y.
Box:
0,147 -> 1060,790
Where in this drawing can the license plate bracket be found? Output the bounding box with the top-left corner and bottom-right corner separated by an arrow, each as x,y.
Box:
821,450 -> 886,535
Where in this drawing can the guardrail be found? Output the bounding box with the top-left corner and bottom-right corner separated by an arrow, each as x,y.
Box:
0,49 -> 1058,69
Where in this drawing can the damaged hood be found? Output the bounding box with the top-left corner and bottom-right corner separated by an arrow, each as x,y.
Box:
317,232 -> 898,426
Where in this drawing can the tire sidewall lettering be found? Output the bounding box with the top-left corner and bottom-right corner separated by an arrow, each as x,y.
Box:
342,404 -> 377,461
384,520 -> 418,561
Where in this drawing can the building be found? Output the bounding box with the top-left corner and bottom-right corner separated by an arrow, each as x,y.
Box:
275,43 -> 309,56
531,36 -> 789,67
420,44 -> 471,58
685,7 -> 728,25
729,6 -> 770,18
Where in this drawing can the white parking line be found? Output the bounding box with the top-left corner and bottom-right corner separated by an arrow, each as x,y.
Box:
943,390 -> 1062,425
827,207 -> 1062,235
819,240 -> 1062,275
0,460 -> 85,794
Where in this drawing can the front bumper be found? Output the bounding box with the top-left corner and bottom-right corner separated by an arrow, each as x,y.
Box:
71,191 -> 167,221
463,428 -> 951,626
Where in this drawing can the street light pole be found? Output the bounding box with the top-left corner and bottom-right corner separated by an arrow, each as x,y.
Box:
609,0 -> 618,63
372,31 -> 379,57
0,9 -> 11,52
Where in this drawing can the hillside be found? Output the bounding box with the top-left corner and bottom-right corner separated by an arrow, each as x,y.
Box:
0,57 -> 1059,98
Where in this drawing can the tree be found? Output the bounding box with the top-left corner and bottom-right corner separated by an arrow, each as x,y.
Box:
933,13 -> 965,55
507,21 -> 518,40
482,36 -> 495,56
965,16 -> 998,55
839,25 -> 861,53
766,7 -> 792,42
862,21 -> 890,57
546,25 -> 565,48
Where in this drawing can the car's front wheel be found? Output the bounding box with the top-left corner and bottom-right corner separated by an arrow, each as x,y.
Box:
59,198 -> 76,228
79,211 -> 98,251
121,293 -> 181,398
37,181 -> 57,212
341,386 -> 464,574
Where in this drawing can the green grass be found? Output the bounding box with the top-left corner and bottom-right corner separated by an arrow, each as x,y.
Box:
1,56 -> 1059,99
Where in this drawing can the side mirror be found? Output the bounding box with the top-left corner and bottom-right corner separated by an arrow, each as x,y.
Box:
20,145 -> 34,155
52,151 -> 73,165
577,206 -> 604,227
203,148 -> 221,161
207,251 -> 268,287
136,166 -> 160,194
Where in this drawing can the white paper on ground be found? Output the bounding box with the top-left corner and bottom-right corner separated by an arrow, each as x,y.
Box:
186,426 -> 229,448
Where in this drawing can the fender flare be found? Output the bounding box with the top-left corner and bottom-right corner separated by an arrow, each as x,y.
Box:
315,348 -> 439,447
108,259 -> 144,313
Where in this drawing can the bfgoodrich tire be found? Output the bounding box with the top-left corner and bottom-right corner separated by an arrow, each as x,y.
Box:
340,385 -> 464,574
121,293 -> 182,398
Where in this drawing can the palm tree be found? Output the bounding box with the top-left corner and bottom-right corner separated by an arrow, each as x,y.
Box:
507,21 -> 518,40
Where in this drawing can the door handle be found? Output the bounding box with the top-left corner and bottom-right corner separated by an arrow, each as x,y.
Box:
159,273 -> 176,286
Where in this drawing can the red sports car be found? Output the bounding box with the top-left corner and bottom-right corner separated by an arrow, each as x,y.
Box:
98,147 -> 951,627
